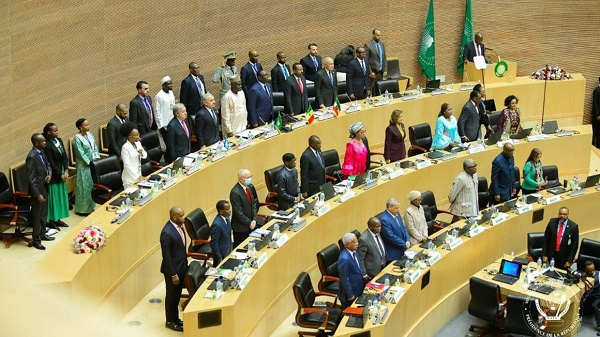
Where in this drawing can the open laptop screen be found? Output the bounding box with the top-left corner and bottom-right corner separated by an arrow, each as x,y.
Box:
499,259 -> 522,277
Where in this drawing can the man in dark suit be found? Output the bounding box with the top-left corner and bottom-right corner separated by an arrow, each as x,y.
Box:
129,81 -> 156,136
270,52 -> 291,92
346,47 -> 371,100
194,93 -> 220,149
338,232 -> 366,309
473,84 -> 494,138
490,143 -> 515,204
277,153 -> 302,211
247,70 -> 274,127
160,206 -> 188,332
210,200 -> 233,267
165,103 -> 191,163
582,261 -> 600,331
379,198 -> 411,262
300,135 -> 326,198
592,77 -> 600,148
240,50 -> 262,98
364,29 -> 387,96
299,43 -> 322,83
284,63 -> 309,116
230,169 -> 260,248
106,104 -> 129,157
542,207 -> 579,269
314,57 -> 338,109
180,62 -> 206,121
458,90 -> 483,142
358,217 -> 387,279
463,32 -> 490,63
26,133 -> 54,250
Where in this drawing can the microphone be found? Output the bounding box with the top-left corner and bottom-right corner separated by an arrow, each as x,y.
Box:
258,116 -> 268,126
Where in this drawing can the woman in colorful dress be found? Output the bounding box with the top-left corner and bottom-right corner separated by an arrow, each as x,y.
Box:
432,103 -> 461,150
497,95 -> 522,135
342,122 -> 368,179
522,148 -> 547,195
73,118 -> 100,216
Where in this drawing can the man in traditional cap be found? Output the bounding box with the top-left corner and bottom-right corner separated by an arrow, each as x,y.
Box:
212,51 -> 238,101
448,159 -> 479,223
404,190 -> 428,245
221,76 -> 248,137
155,76 -> 175,148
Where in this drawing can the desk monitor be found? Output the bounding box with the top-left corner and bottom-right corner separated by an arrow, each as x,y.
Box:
319,181 -> 336,201
542,120 -> 559,134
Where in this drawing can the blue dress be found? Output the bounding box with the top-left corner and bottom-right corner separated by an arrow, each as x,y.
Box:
74,132 -> 100,213
432,115 -> 461,150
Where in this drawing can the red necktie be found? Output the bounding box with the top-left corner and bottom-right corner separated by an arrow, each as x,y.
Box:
245,187 -> 252,204
297,78 -> 303,94
176,225 -> 185,247
555,221 -> 565,251
181,120 -> 189,138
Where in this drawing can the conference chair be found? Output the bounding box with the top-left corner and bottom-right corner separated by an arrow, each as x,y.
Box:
182,260 -> 209,310
184,208 -> 212,267
337,93 -> 351,104
273,91 -> 286,107
264,165 -> 284,211
140,131 -> 165,170
306,82 -> 316,99
376,79 -> 400,95
361,137 -> 384,170
526,232 -> 544,262
316,243 -> 340,298
337,229 -> 361,251
292,271 -> 342,336
513,166 -> 521,198
89,155 -> 123,205
385,59 -> 411,89
0,172 -> 32,247
99,124 -> 109,154
488,112 -> 500,133
308,97 -> 319,110
503,294 -> 539,336
321,149 -> 343,183
336,82 -> 347,97
576,238 -> 600,272
541,165 -> 560,188
407,123 -> 432,157
478,176 -> 490,210
420,190 -> 451,232
467,277 -> 506,337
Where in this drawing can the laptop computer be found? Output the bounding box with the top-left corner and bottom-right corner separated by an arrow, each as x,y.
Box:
345,305 -> 368,328
319,181 -> 336,201
547,186 -> 567,195
483,99 -> 496,112
355,293 -> 378,305
299,199 -> 318,217
581,174 -> 600,188
352,173 -> 368,188
172,156 -> 185,171
427,150 -> 445,159
528,283 -> 555,295
542,120 -> 559,134
458,222 -> 475,236
207,277 -> 231,291
492,259 -> 522,285
419,232 -> 447,248
486,132 -> 502,146
478,209 -> 494,225
525,195 -> 540,204
422,79 -> 441,93
267,219 -> 293,233
500,199 -> 517,213
510,128 -> 532,140
375,273 -> 399,285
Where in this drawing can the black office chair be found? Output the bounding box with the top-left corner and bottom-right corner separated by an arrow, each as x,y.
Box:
337,229 -> 361,251
376,79 -> 399,94
316,244 -> 340,297
292,271 -> 342,336
478,176 -> 490,210
99,124 -> 109,154
421,190 -> 452,230
321,149 -> 343,183
308,96 -> 319,110
140,132 -> 165,170
386,59 -> 410,88
467,277 -> 505,337
336,93 -> 350,104
0,172 -> 32,247
407,123 -> 432,157
184,208 -> 212,267
541,165 -> 560,188
264,165 -> 283,211
273,91 -> 285,107
361,137 -> 384,170
576,238 -> 600,272
336,82 -> 347,97
306,82 -> 316,98
513,166 -> 521,198
503,294 -> 539,336
526,232 -> 544,262
182,260 -> 208,309
488,112 -> 501,133
89,155 -> 123,205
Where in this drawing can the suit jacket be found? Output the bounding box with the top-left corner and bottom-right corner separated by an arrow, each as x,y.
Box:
107,115 -> 127,157
26,148 -> 51,198
165,117 -> 191,163
490,153 -> 515,202
463,42 -> 486,63
247,82 -> 274,125
364,40 -> 387,74
285,75 -> 309,115
314,68 -> 338,107
542,218 -> 579,267
458,100 -> 480,141
129,95 -> 156,135
276,166 -> 300,211
180,74 -> 206,117
241,62 -> 263,95
346,58 -> 370,99
160,221 -> 188,277
270,63 -> 291,92
194,107 -> 220,148
230,183 -> 259,233
358,230 -> 386,278
383,123 -> 406,162
300,147 -> 326,197
300,54 -> 322,83
44,137 -> 68,184
337,249 -> 365,305
210,215 -> 232,266
593,86 -> 600,120
379,210 -> 410,262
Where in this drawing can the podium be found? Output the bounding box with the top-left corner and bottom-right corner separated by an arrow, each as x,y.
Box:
463,60 -> 517,84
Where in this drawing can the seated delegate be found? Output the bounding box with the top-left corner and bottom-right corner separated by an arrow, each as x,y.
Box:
432,103 -> 461,150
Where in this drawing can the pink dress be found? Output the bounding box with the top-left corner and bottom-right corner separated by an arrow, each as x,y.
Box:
342,140 -> 368,178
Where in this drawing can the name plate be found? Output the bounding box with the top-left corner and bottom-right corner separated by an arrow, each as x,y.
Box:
317,113 -> 334,121
447,237 -> 463,250
162,178 -> 177,190
527,134 -> 545,142
211,152 -> 227,162
313,203 -> 331,217
291,120 -> 307,130
386,286 -> 405,304
497,139 -> 514,148
490,212 -> 509,226
346,105 -> 362,113
541,195 -> 561,205
186,163 -> 203,175
415,160 -> 431,170
361,180 -> 378,190
515,204 -> 533,214
468,144 -> 486,154
338,191 -> 356,203
264,129 -> 279,139
426,252 -> 441,266
238,273 -> 250,290
374,99 -> 390,107
406,269 -> 421,284
237,140 -> 253,150
468,226 -> 486,237
388,169 -> 404,179
272,233 -> 289,248
255,252 -> 268,269
569,189 -> 585,197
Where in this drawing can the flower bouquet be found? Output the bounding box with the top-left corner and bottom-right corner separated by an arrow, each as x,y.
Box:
73,225 -> 107,254
531,65 -> 572,80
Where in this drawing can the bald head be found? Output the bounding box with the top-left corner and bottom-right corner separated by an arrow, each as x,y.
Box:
502,143 -> 515,157
169,206 -> 184,225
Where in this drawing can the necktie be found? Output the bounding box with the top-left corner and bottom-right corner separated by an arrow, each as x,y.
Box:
176,225 -> 185,247
555,221 -> 565,251
297,77 -> 303,94
282,64 -> 289,79
312,57 -> 318,70
476,44 -> 481,57
315,151 -> 323,167
245,187 -> 252,204
375,42 -> 383,71
37,151 -> 49,175
375,234 -> 386,265
263,84 -> 270,97
143,98 -> 153,128
195,76 -> 204,95
328,71 -> 333,87
352,252 -> 361,270
360,60 -> 366,74
181,120 -> 189,138
210,109 -> 217,125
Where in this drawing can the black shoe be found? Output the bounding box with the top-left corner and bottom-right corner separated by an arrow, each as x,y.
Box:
47,221 -> 60,231
177,319 -> 183,326
56,220 -> 69,227
75,212 -> 90,217
28,242 -> 46,250
165,321 -> 183,332
40,235 -> 55,241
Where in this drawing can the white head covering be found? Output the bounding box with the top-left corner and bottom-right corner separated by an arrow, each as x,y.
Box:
349,122 -> 365,138
160,76 -> 171,84
408,190 -> 421,202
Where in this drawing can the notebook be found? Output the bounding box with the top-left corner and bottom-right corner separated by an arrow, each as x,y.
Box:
492,259 -> 522,285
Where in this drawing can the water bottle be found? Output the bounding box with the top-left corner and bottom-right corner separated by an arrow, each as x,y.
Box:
384,89 -> 389,100
294,206 -> 301,222
153,180 -> 159,195
394,277 -> 401,287
120,200 -> 126,211
216,277 -> 224,293
125,196 -> 132,210
550,258 -> 555,271
573,176 -> 579,190
384,276 -> 390,287
365,95 -> 371,107
523,268 -> 530,289
365,171 -> 371,184
367,300 -> 373,318
272,223 -> 280,241
535,124 -> 541,136
319,192 -> 325,204
166,167 -> 172,178
416,84 -> 421,97
501,130 -> 509,141
537,257 -> 542,270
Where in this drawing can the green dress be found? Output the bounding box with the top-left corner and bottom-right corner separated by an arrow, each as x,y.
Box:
47,138 -> 70,221
74,132 -> 100,213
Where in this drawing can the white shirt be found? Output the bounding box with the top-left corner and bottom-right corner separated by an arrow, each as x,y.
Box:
221,90 -> 248,135
154,89 -> 175,130
121,141 -> 147,188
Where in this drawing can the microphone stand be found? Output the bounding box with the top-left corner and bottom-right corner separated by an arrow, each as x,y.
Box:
540,65 -> 549,128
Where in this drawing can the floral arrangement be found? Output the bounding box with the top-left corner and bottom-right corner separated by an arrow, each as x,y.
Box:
531,65 -> 572,80
73,225 -> 107,254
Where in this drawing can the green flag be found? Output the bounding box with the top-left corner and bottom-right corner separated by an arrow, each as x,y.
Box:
458,0 -> 473,76
274,112 -> 282,131
418,0 -> 436,80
